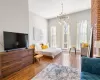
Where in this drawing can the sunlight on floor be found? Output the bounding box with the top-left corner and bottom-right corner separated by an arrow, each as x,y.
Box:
62,53 -> 70,67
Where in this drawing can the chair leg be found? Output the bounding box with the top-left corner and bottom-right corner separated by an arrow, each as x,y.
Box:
37,59 -> 39,62
39,58 -> 40,61
36,58 -> 40,62
69,48 -> 71,54
75,48 -> 76,55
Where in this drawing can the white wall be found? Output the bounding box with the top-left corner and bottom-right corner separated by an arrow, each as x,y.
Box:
29,12 -> 48,45
0,0 -> 29,52
48,9 -> 91,48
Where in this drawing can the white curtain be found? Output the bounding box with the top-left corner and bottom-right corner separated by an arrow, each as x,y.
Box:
76,20 -> 88,50
63,23 -> 71,49
50,26 -> 56,47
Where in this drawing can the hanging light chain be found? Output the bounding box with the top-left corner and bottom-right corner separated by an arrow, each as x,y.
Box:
61,3 -> 63,14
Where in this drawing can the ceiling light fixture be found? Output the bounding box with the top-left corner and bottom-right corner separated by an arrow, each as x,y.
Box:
57,3 -> 69,25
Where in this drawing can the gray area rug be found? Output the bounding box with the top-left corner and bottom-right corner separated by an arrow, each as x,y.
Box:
32,64 -> 80,80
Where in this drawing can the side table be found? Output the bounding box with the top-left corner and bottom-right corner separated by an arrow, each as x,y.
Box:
69,47 -> 76,55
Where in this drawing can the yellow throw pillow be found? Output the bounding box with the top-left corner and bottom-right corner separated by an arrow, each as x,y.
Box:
84,43 -> 88,47
45,45 -> 48,49
81,43 -> 88,48
41,45 -> 48,49
29,45 -> 35,49
81,43 -> 85,48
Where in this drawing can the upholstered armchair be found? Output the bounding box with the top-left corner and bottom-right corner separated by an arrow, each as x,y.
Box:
81,57 -> 100,80
81,43 -> 89,56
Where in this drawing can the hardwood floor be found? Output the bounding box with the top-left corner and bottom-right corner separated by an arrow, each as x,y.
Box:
2,52 -> 81,80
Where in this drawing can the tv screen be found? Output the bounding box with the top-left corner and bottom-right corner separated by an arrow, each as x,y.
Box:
3,31 -> 28,51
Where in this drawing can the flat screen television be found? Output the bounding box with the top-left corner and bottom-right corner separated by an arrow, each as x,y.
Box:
3,31 -> 29,51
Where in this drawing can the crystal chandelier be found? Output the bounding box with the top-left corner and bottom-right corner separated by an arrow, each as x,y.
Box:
57,3 -> 69,25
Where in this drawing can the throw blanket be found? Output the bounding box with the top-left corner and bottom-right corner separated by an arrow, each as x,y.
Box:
32,64 -> 80,80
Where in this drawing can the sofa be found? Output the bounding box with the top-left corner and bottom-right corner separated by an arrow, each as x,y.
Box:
81,57 -> 100,80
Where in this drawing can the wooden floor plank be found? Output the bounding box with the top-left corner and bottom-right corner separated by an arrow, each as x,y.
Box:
2,52 -> 81,80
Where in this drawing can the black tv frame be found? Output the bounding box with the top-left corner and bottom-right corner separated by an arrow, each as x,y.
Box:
3,31 -> 29,51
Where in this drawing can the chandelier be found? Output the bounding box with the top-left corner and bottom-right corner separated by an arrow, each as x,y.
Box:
57,3 -> 69,25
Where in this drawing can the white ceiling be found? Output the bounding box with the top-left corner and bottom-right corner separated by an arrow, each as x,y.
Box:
29,0 -> 91,19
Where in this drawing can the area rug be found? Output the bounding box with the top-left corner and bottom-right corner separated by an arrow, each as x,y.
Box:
32,64 -> 80,80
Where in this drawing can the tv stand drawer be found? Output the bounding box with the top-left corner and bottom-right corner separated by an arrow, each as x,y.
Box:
1,62 -> 22,77
0,49 -> 34,78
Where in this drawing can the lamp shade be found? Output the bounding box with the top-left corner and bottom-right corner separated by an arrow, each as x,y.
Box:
94,41 -> 100,48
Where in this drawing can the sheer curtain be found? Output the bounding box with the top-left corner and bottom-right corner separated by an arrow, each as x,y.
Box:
50,26 -> 56,47
77,20 -> 88,50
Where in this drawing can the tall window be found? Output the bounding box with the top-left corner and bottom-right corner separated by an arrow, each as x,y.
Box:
77,20 -> 88,49
51,26 -> 56,47
63,23 -> 71,48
